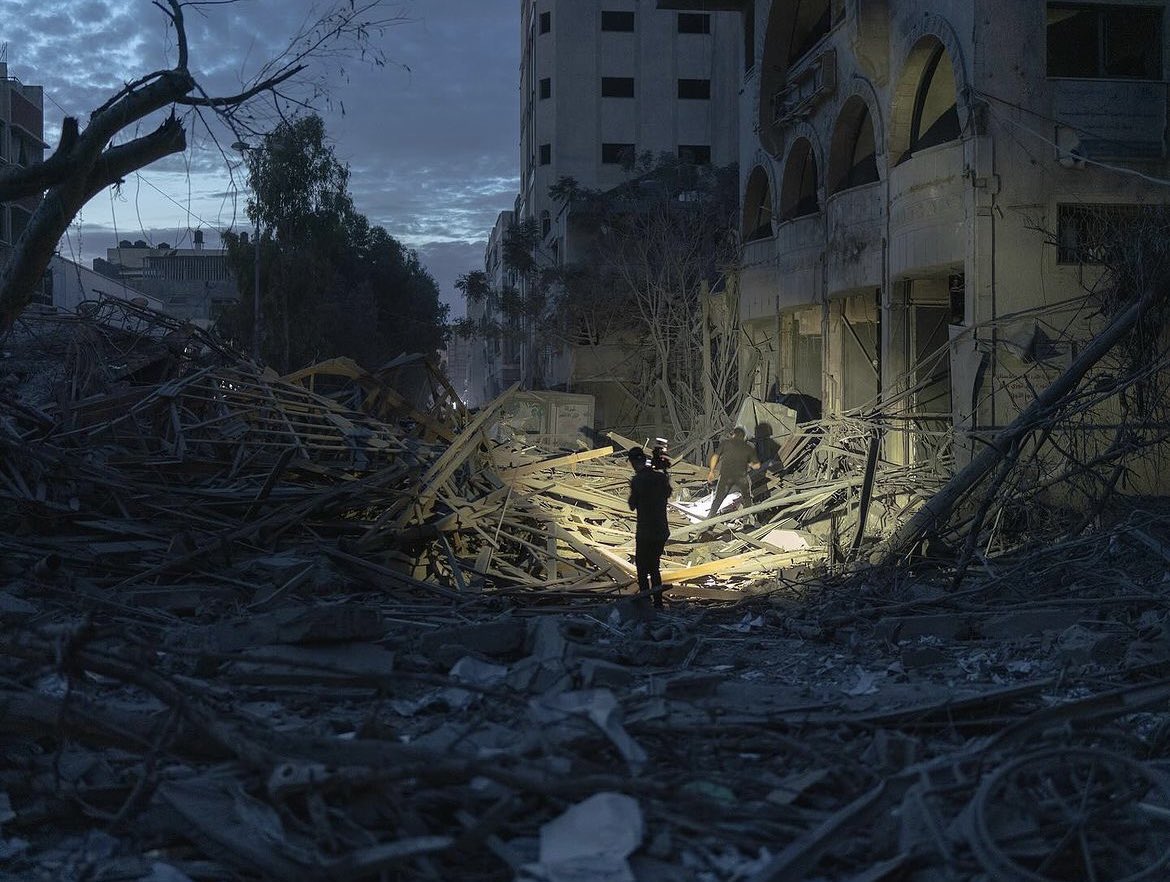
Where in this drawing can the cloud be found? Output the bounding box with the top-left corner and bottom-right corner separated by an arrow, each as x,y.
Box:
5,0 -> 519,285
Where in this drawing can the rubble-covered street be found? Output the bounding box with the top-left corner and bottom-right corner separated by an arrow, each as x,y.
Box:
4,302 -> 1170,882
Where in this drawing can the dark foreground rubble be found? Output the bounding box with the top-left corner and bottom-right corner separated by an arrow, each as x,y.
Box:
5,536 -> 1170,882
4,301 -> 1170,881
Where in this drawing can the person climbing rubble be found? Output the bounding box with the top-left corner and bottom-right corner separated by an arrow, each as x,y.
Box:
706,426 -> 759,519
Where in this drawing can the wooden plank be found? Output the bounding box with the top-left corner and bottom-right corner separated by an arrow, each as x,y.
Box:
674,483 -> 850,540
661,549 -> 818,584
498,445 -> 615,478
388,384 -> 519,529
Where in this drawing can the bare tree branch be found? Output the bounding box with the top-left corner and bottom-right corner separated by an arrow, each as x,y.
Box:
0,0 -> 403,331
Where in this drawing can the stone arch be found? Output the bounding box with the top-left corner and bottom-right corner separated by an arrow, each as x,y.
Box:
779,137 -> 821,221
743,164 -> 776,241
757,0 -> 846,155
889,16 -> 970,163
828,95 -> 881,194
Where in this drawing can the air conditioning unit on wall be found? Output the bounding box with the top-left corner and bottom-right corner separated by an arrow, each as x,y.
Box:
772,49 -> 838,125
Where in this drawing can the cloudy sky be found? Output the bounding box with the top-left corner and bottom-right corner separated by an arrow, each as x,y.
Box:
0,0 -> 520,318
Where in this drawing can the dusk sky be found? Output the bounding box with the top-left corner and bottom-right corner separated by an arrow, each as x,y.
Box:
0,0 -> 520,318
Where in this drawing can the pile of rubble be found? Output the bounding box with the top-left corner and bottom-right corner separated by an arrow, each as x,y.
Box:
3,301 -> 1170,881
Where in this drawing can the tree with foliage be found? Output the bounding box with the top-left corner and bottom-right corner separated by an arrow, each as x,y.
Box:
0,0 -> 404,331
453,215 -> 565,387
220,114 -> 447,372
572,155 -> 742,456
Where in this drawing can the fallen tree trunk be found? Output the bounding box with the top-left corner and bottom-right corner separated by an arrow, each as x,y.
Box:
871,291 -> 1153,567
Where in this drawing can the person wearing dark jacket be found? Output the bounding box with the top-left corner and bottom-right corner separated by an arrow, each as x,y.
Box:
706,427 -> 760,518
627,446 -> 672,608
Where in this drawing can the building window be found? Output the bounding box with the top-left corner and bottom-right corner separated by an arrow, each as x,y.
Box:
743,165 -> 773,240
1047,4 -> 1163,79
541,211 -> 552,239
602,142 -> 635,165
539,143 -> 552,165
678,13 -> 710,34
907,44 -> 960,158
1056,203 -> 1150,263
678,78 -> 711,100
789,0 -> 832,65
539,10 -> 551,34
829,98 -> 879,193
0,121 -> 6,161
780,139 -> 819,220
540,77 -> 551,99
602,77 -> 635,98
679,145 -> 711,165
601,10 -> 635,31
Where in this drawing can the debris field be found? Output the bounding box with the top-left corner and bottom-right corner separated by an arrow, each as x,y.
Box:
3,300 -> 1170,881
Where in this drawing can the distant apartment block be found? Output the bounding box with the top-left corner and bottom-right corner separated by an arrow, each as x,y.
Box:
93,230 -> 239,324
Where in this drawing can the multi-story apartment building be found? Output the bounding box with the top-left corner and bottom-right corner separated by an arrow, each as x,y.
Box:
495,0 -> 742,426
666,0 -> 1170,471
0,61 -> 46,253
519,0 -> 741,253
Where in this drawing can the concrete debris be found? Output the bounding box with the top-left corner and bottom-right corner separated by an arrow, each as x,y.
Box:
3,303 -> 1170,880
521,793 -> 644,882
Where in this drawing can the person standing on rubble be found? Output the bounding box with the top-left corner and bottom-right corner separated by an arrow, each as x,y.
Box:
627,446 -> 672,608
707,427 -> 760,518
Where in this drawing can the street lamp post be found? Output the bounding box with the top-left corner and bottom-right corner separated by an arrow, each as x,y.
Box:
232,141 -> 262,361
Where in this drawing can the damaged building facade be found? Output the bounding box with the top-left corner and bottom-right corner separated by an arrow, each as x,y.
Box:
669,0 -> 1170,472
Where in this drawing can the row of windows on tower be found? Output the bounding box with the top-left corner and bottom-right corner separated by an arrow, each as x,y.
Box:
538,78 -> 711,100
538,143 -> 711,166
538,10 -> 711,35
